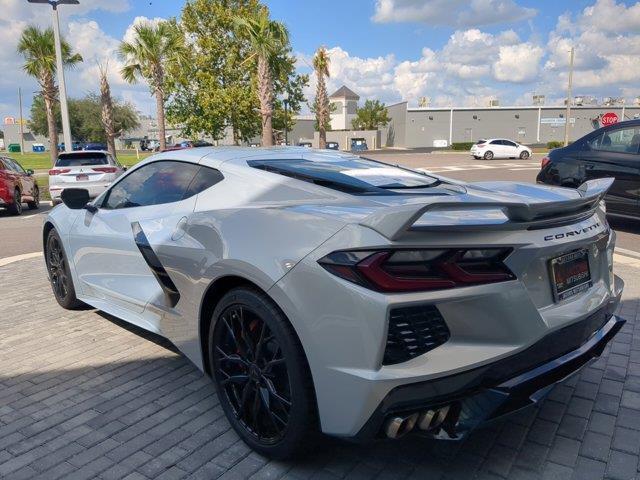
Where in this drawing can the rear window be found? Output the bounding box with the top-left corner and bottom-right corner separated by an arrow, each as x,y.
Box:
476,139 -> 486,144
248,156 -> 439,195
56,152 -> 108,167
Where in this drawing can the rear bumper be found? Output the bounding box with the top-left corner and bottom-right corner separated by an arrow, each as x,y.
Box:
354,290 -> 624,441
49,183 -> 110,200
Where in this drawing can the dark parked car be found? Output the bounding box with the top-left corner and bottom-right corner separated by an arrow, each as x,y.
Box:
537,119 -> 640,220
350,137 -> 368,152
0,156 -> 39,215
326,141 -> 339,150
83,142 -> 107,151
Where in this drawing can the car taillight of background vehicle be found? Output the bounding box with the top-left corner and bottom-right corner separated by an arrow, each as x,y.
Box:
541,157 -> 551,169
318,248 -> 515,293
49,168 -> 71,175
92,167 -> 118,173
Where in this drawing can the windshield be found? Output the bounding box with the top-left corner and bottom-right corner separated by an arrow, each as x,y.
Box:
248,156 -> 439,194
56,152 -> 108,167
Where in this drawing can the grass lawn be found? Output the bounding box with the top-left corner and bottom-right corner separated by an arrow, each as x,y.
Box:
5,151 -> 151,202
6,151 -> 152,171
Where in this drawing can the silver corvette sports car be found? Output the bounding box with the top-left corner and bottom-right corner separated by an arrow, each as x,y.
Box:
44,147 -> 624,458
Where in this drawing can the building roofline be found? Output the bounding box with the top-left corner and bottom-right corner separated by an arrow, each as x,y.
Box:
407,105 -> 638,112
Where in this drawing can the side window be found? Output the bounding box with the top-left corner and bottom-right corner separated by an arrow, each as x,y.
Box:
503,140 -> 517,147
4,158 -> 20,172
589,127 -> 640,154
102,161 -> 200,210
183,166 -> 224,199
490,140 -> 501,145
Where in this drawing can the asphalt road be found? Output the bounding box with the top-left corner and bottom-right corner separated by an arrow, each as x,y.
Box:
0,152 -> 637,259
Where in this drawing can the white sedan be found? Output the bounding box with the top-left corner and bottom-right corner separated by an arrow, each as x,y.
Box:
471,139 -> 532,160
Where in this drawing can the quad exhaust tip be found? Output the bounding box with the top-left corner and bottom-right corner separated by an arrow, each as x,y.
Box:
384,405 -> 450,439
384,413 -> 419,439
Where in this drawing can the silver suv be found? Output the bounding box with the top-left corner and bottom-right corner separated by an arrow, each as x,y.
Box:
49,151 -> 125,205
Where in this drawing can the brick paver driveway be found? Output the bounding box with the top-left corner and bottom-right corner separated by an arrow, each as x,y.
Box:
1,257 -> 639,480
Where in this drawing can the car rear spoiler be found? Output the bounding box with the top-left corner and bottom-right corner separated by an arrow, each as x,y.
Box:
359,178 -> 614,240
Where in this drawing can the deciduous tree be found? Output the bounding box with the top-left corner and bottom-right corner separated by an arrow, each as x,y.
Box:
352,99 -> 391,131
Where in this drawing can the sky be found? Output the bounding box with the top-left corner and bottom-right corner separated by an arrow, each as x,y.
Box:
2,0 -> 640,124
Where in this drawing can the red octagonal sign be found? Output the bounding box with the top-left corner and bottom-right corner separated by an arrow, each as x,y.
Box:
601,112 -> 619,126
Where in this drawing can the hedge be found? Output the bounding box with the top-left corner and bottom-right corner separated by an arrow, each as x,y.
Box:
451,142 -> 475,150
546,141 -> 563,149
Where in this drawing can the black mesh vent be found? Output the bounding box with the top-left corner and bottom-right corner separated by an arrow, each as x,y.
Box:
383,305 -> 450,365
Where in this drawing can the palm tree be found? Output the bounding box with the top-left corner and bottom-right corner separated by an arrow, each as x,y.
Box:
234,9 -> 289,147
313,47 -> 331,149
119,21 -> 184,152
98,63 -> 117,159
17,25 -> 82,165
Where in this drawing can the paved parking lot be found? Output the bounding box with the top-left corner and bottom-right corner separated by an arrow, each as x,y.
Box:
1,255 -> 639,480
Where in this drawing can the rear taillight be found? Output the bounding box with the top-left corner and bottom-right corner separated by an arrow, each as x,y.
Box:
92,167 -> 117,173
541,157 -> 551,169
319,248 -> 515,293
49,168 -> 71,175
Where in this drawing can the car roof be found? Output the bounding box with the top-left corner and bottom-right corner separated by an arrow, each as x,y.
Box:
141,146 -> 360,170
59,150 -> 108,155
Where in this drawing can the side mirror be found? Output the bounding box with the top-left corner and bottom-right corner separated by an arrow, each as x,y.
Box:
61,188 -> 91,210
26,169 -> 34,176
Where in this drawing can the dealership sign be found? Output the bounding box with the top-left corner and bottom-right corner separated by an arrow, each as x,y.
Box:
601,112 -> 619,126
541,117 -> 575,126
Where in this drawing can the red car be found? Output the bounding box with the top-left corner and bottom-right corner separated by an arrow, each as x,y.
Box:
0,156 -> 40,215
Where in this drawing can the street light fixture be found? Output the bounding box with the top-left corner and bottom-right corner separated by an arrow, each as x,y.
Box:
282,91 -> 289,146
27,0 -> 79,152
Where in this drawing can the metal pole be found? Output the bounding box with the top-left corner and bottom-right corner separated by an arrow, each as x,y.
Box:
284,100 -> 288,145
536,107 -> 541,143
18,88 -> 25,155
51,4 -> 73,151
564,47 -> 574,146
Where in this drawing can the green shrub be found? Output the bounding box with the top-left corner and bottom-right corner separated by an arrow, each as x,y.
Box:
546,141 -> 563,149
451,142 -> 475,150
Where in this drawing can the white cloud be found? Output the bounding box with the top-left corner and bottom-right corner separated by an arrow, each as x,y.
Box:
372,0 -> 537,27
493,43 -> 544,82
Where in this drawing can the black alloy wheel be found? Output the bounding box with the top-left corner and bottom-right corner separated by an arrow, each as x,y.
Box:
45,229 -> 83,309
9,189 -> 22,215
28,186 -> 39,210
210,288 -> 316,458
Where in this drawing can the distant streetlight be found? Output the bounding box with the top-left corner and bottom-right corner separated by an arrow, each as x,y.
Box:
27,0 -> 79,151
282,91 -> 289,146
564,47 -> 574,147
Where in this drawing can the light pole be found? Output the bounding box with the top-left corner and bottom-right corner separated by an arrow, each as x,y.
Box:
564,46 -> 574,147
27,0 -> 78,151
283,91 -> 289,146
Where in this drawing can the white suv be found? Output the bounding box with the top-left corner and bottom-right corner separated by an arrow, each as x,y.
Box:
49,151 -> 125,205
471,139 -> 532,160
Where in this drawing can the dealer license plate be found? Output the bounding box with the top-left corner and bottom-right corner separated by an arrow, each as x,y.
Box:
549,249 -> 592,302
76,174 -> 89,181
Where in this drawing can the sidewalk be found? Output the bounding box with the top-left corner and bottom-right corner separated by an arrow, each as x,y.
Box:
0,258 -> 638,480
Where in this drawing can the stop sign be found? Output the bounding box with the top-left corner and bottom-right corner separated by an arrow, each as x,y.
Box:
601,112 -> 619,126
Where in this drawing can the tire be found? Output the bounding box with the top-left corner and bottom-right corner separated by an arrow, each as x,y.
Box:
483,151 -> 494,160
45,229 -> 84,310
209,287 -> 317,459
27,186 -> 39,210
519,150 -> 530,159
7,188 -> 22,215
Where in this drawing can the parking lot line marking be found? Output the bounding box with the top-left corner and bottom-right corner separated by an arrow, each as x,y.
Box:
0,252 -> 43,267
614,254 -> 640,269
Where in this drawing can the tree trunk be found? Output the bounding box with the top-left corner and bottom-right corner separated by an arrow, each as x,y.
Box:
257,55 -> 273,147
316,74 -> 328,149
42,78 -> 58,166
99,67 -> 117,159
155,88 -> 167,151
